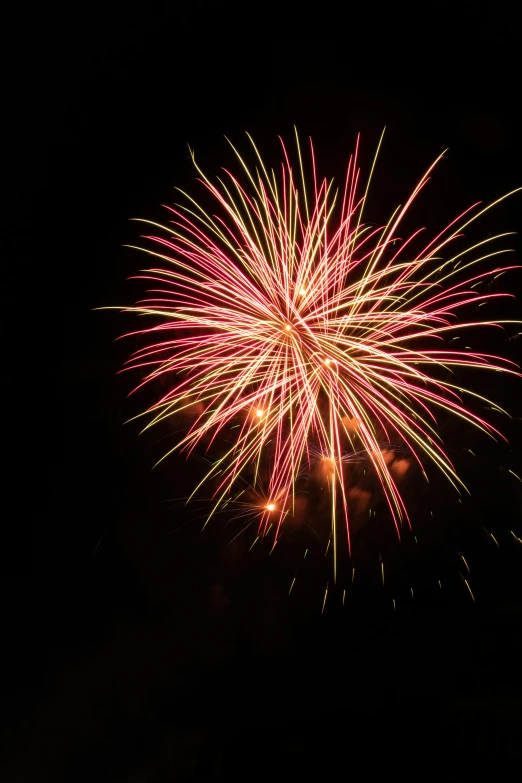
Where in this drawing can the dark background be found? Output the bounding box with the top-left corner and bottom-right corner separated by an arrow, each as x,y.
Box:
3,4 -> 522,781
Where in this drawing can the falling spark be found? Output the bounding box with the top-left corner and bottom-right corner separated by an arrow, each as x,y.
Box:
322,582 -> 329,614
483,527 -> 500,547
463,577 -> 475,602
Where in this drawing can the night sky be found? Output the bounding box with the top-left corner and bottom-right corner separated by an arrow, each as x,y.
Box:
4,6 -> 522,782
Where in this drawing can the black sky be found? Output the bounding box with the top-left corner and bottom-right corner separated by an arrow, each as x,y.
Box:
3,5 -> 522,781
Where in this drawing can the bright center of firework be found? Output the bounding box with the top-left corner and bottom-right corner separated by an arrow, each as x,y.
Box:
323,457 -> 336,472
284,324 -> 292,332
256,409 -> 264,418
266,503 -> 275,512
299,288 -> 307,295
325,358 -> 331,365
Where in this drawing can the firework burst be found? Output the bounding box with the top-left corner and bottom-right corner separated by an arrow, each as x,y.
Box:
109,130 -> 521,582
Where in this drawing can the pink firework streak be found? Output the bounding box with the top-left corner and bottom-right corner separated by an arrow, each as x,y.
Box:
110,130 -> 521,582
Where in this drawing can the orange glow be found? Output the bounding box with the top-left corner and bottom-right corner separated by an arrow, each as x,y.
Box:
266,503 -> 275,511
381,448 -> 395,465
348,487 -> 371,514
390,458 -> 410,478
322,456 -> 336,474
342,416 -> 361,433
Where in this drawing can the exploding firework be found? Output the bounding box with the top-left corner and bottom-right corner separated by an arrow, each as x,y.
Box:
109,130 -> 521,582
